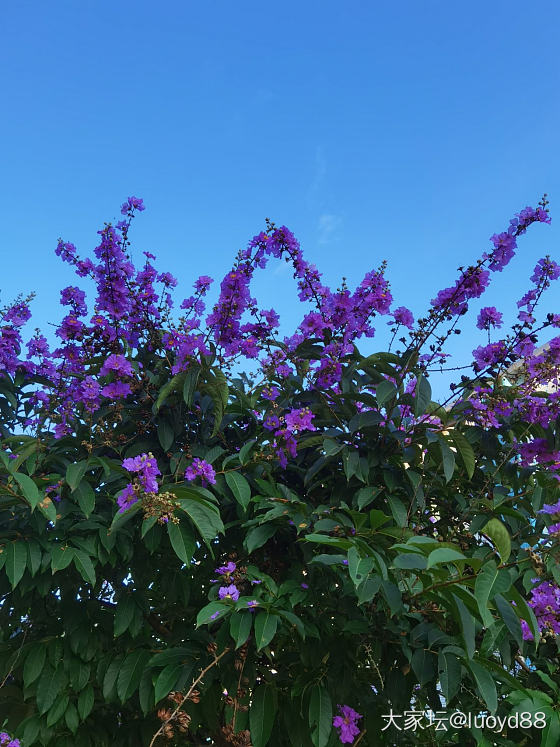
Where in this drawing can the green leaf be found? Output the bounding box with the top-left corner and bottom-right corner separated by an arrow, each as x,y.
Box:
254,610 -> 278,651
65,701 -> 80,734
46,691 -> 69,727
114,595 -> 137,637
474,561 -> 511,627
245,524 -> 277,554
437,435 -> 456,483
308,684 -> 332,747
74,480 -> 95,518
357,487 -> 383,511
393,553 -> 427,570
250,685 -> 277,747
27,539 -> 42,576
78,684 -> 94,720
414,374 -> 432,416
154,664 -> 182,704
439,650 -> 461,703
183,364 -> 201,407
178,498 -> 224,546
450,430 -> 475,479
196,602 -> 229,627
155,372 -> 187,411
72,549 -> 96,586
494,594 -> 523,649
230,611 -> 253,649
103,657 -> 122,700
225,471 -> 251,511
376,380 -> 397,408
427,548 -> 466,569
117,650 -> 151,702
387,495 -> 407,527
109,498 -> 141,534
411,648 -> 437,686
239,439 -> 257,465
157,420 -> 174,451
66,460 -> 89,491
38,494 -> 58,523
167,521 -> 196,565
468,660 -> 497,712
51,545 -> 74,574
13,472 -> 40,509
201,368 -> 229,437
507,585 -> 540,645
36,666 -> 66,714
453,594 -> 475,659
5,541 -> 27,588
482,518 -> 511,563
540,712 -> 560,747
23,645 -> 47,687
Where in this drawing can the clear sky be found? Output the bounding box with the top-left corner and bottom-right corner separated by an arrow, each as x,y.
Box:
2,1 -> 559,395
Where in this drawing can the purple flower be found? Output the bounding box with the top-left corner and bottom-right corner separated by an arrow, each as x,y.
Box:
261,385 -> 280,401
120,196 -> 145,215
215,561 -> 236,576
122,453 -> 160,493
392,306 -> 414,329
284,407 -> 316,433
333,705 -> 362,744
472,340 -> 508,371
185,458 -> 216,486
100,381 -> 132,399
547,522 -> 560,535
531,257 -> 560,284
521,581 -> 560,640
539,500 -> 560,516
301,582 -> 309,589
117,483 -> 138,512
194,275 -> 213,292
100,353 -> 134,377
476,306 -> 503,330
247,599 -> 259,609
218,584 -> 240,601
263,414 -> 281,431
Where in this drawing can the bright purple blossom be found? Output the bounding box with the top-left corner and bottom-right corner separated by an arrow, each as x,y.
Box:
100,353 -> 134,377
284,407 -> 316,433
215,562 -> 236,576
121,196 -> 145,215
218,584 -> 240,601
333,705 -> 362,744
117,483 -> 138,513
185,458 -> 216,485
476,306 -> 503,330
122,453 -> 160,493
392,306 -> 414,329
521,581 -> 560,640
100,381 -> 132,399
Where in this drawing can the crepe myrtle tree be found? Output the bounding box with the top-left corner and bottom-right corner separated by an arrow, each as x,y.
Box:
1,197 -> 560,746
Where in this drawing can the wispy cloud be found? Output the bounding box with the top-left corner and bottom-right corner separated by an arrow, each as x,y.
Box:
307,145 -> 327,208
317,212 -> 342,245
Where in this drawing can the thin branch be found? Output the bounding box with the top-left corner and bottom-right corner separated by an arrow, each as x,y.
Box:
149,646 -> 231,747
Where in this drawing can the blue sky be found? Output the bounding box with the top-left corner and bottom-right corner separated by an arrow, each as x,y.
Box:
2,1 -> 559,395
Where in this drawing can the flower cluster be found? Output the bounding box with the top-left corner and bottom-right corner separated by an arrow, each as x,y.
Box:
333,704 -> 362,744
521,581 -> 560,640
185,458 -> 216,486
0,733 -> 20,747
119,453 -> 161,512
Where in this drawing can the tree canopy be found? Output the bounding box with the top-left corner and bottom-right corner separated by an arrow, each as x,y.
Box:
1,197 -> 560,746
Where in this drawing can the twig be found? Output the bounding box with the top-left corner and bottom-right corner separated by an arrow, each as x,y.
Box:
354,728 -> 367,745
149,646 -> 231,747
